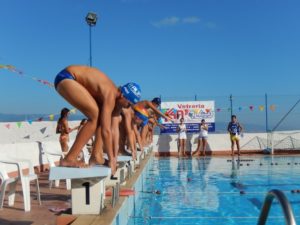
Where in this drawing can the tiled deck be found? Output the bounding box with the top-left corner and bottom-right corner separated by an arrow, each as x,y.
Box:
0,153 -> 152,225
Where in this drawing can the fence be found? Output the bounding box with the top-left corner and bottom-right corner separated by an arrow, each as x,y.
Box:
143,94 -> 300,133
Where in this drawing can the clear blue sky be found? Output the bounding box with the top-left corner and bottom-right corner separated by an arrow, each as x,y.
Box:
1,0 -> 300,115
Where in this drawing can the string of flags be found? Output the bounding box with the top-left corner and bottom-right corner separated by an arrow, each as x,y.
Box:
3,108 -> 77,129
0,64 -> 54,88
215,104 -> 276,112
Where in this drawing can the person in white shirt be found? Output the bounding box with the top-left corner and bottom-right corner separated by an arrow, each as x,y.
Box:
192,119 -> 208,156
177,117 -> 187,157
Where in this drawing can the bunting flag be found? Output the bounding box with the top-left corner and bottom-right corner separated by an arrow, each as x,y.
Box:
212,104 -> 276,113
23,135 -> 30,139
70,108 -> 77,114
270,104 -> 276,111
40,127 -> 47,134
16,122 -> 22,128
0,64 -> 54,88
2,108 -> 78,133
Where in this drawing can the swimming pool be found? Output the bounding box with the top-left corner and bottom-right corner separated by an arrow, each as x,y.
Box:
127,156 -> 300,225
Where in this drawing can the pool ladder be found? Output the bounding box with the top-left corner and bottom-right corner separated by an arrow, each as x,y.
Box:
257,189 -> 296,225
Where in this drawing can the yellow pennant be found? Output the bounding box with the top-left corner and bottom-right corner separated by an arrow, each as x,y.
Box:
49,114 -> 54,121
259,105 -> 264,111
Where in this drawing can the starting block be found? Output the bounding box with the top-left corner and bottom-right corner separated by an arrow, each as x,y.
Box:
49,166 -> 111,215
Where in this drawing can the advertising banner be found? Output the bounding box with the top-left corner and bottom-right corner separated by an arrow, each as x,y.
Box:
160,101 -> 215,133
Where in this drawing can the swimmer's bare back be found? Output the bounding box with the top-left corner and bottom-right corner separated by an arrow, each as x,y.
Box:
66,65 -> 117,98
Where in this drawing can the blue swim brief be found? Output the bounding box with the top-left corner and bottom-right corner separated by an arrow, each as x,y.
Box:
54,69 -> 75,89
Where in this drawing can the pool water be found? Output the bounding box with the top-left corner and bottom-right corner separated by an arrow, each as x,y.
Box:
127,156 -> 300,225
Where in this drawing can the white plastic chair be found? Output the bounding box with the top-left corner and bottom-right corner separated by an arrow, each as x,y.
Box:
0,156 -> 41,212
0,164 -> 19,210
41,143 -> 71,190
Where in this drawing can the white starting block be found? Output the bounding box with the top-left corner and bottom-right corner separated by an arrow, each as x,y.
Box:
103,154 -> 133,183
49,166 -> 111,215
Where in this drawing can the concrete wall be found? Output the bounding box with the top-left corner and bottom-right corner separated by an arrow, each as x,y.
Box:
1,121 -> 300,172
152,131 -> 300,153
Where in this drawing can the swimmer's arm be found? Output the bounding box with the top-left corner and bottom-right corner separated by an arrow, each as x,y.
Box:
238,123 -> 243,133
101,97 -> 115,158
69,125 -> 80,132
111,116 -> 121,157
146,101 -> 173,122
227,123 -> 231,133
124,111 -> 135,152
133,124 -> 143,150
151,117 -> 166,129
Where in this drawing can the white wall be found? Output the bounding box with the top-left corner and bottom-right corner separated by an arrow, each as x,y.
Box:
1,121 -> 300,172
152,130 -> 300,152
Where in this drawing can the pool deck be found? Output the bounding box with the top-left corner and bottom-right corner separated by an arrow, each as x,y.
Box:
0,153 -> 152,225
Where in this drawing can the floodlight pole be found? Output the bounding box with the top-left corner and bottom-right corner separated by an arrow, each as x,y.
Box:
89,25 -> 93,67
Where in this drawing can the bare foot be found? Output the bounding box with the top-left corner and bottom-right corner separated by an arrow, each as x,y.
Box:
132,151 -> 137,161
192,151 -> 199,156
60,158 -> 88,168
89,154 -> 105,166
119,149 -> 132,157
109,158 -> 117,176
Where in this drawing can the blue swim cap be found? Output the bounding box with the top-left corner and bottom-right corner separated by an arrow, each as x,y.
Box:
121,82 -> 141,104
152,97 -> 161,106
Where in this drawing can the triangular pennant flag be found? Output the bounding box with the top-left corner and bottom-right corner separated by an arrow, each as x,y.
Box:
16,122 -> 22,128
27,119 -> 33,125
40,127 -> 47,134
49,114 -> 54,121
70,108 -> 76,114
216,108 -> 221,112
249,106 -> 254,111
5,124 -> 10,129
23,135 -> 30,139
37,117 -> 43,122
259,105 -> 264,111
270,104 -> 276,111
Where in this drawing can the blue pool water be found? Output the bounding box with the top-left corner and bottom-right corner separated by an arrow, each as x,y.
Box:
127,156 -> 300,225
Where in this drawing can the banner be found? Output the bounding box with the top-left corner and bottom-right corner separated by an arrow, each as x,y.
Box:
160,101 -> 215,134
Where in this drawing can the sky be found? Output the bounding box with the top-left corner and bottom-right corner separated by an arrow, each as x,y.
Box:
1,0 -> 300,116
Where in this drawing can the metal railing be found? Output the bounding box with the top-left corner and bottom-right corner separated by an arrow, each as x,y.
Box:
257,189 -> 296,225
